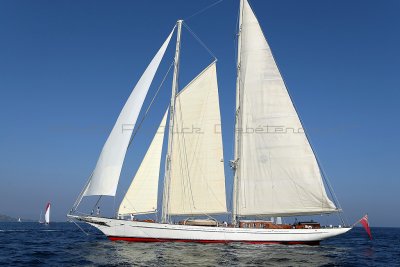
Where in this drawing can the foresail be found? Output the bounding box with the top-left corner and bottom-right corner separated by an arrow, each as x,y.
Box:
236,0 -> 336,216
118,109 -> 168,215
84,29 -> 174,196
168,62 -> 227,215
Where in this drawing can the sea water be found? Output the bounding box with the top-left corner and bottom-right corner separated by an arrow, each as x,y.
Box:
0,222 -> 398,266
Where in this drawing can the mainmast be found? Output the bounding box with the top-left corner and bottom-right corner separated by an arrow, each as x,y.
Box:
162,20 -> 183,223
232,0 -> 244,226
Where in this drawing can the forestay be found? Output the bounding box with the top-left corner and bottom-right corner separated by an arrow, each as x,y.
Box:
118,109 -> 168,215
84,29 -> 174,196
167,62 -> 227,215
236,0 -> 336,216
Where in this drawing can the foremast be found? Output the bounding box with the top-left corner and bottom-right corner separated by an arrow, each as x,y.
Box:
162,20 -> 183,224
232,0 -> 244,226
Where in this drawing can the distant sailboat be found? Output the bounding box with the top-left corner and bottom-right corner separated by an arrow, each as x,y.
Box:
39,211 -> 44,224
18,218 -> 21,223
68,0 -> 351,244
44,203 -> 50,225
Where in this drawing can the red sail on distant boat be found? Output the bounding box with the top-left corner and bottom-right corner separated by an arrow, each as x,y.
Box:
358,214 -> 372,239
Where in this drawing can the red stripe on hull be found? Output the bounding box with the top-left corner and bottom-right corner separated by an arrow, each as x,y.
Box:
108,236 -> 320,246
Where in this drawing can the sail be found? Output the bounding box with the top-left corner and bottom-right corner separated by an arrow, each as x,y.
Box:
45,203 -> 50,224
118,109 -> 168,215
167,62 -> 227,215
235,0 -> 336,216
84,29 -> 174,196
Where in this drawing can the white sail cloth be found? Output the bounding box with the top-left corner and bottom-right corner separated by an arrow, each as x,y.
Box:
167,62 -> 227,215
236,0 -> 336,216
45,203 -> 50,224
118,110 -> 168,215
84,29 -> 174,196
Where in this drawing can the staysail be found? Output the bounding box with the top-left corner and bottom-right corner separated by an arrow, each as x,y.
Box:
235,0 -> 336,216
84,29 -> 174,196
167,62 -> 227,215
118,109 -> 168,215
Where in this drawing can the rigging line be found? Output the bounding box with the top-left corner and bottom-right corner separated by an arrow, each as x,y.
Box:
113,196 -> 116,218
201,213 -> 218,221
70,171 -> 93,213
128,61 -> 174,148
186,89 -> 227,212
231,0 -> 240,162
71,219 -> 90,236
119,197 -> 156,221
91,195 -> 102,215
180,88 -> 224,216
183,22 -> 217,60
74,210 -> 91,216
318,162 -> 348,225
319,163 -> 342,211
178,133 -> 193,214
175,108 -> 194,216
119,182 -> 158,217
232,0 -> 244,224
175,95 -> 196,209
183,0 -> 224,21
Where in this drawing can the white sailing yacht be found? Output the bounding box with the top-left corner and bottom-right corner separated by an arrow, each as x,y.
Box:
68,0 -> 351,245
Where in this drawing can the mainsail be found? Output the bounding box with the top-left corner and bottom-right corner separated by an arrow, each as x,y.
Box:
167,62 -> 227,215
234,0 -> 336,216
45,203 -> 50,224
118,109 -> 168,215
84,29 -> 174,196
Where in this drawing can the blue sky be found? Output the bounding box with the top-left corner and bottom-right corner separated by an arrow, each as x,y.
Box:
0,0 -> 399,226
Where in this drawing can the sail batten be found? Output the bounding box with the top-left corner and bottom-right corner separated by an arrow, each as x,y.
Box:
83,29 -> 174,197
167,62 -> 227,216
118,109 -> 168,216
234,0 -> 336,216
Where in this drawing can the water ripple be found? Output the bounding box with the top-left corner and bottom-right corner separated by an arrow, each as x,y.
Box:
0,223 -> 398,266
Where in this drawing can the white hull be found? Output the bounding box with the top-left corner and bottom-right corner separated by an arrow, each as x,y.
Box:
70,215 -> 351,245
